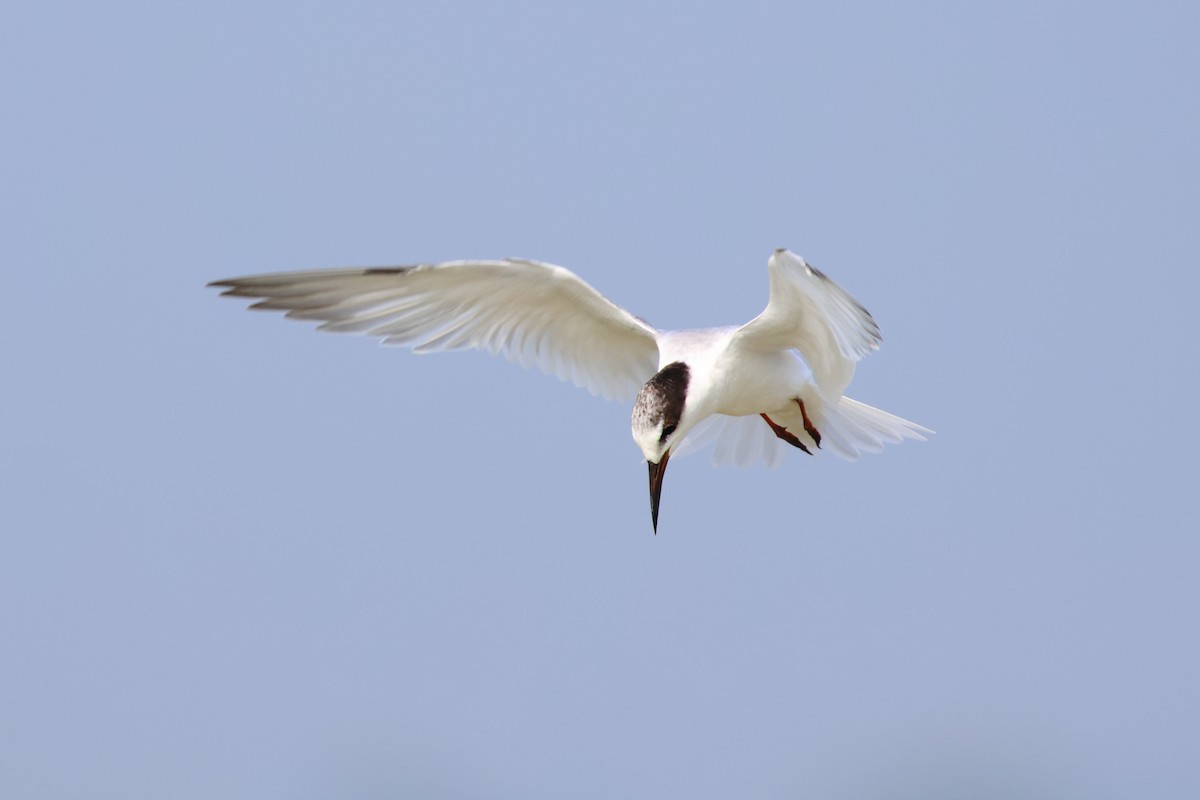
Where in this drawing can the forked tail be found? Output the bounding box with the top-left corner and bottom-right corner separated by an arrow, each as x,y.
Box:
814,396 -> 931,461
673,396 -> 930,468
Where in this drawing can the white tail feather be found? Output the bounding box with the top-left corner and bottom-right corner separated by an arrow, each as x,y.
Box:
818,397 -> 931,461
672,398 -> 930,468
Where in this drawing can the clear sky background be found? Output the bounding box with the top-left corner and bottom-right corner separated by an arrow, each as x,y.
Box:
3,2 -> 1198,798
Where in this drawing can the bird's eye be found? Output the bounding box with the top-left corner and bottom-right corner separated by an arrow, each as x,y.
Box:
660,424 -> 677,442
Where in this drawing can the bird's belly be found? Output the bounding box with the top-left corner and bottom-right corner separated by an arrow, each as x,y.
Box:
710,350 -> 810,417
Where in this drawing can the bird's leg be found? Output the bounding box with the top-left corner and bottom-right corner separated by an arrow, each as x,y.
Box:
794,399 -> 821,448
761,413 -> 813,455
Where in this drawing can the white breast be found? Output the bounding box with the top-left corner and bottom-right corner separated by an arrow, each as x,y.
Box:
656,327 -> 812,419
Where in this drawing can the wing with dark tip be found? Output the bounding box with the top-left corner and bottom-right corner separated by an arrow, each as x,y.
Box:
210,258 -> 661,401
731,249 -> 882,398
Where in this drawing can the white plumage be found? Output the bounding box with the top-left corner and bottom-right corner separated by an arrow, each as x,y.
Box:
212,248 -> 930,530
217,258 -> 659,401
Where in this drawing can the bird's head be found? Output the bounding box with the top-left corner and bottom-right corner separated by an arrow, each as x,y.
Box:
631,361 -> 690,533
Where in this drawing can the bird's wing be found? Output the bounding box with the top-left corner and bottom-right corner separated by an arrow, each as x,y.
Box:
210,258 -> 661,401
731,249 -> 881,398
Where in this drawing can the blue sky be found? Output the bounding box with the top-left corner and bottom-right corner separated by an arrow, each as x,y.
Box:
3,2 -> 1198,798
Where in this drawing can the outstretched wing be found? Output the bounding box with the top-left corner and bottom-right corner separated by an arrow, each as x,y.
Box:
210,258 -> 661,401
731,249 -> 881,398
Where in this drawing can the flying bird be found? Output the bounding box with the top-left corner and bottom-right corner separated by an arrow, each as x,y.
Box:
210,248 -> 929,532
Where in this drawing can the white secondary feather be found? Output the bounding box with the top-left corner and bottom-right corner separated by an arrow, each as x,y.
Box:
211,258 -> 661,402
732,249 -> 881,399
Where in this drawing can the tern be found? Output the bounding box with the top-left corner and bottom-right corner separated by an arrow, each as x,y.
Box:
211,248 -> 929,532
